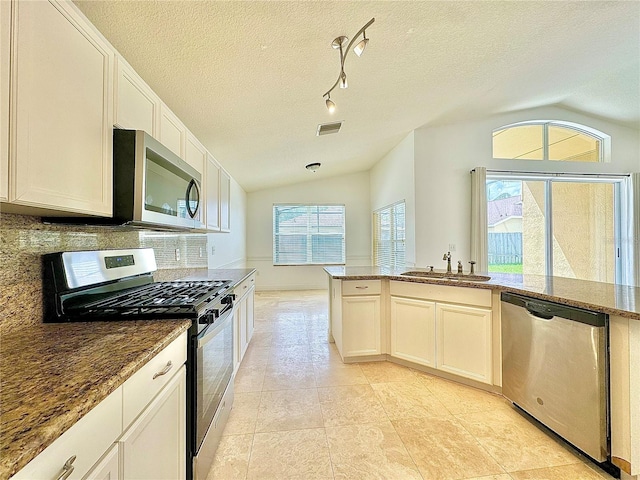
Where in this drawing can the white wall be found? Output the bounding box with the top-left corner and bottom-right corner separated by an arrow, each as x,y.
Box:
370,131 -> 416,266
208,177 -> 247,268
413,105 -> 640,269
247,172 -> 371,290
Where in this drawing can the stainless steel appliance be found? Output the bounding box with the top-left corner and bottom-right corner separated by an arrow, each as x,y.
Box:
501,292 -> 609,462
48,130 -> 204,230
42,248 -> 235,479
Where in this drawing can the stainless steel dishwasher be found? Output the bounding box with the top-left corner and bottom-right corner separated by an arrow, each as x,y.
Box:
501,292 -> 608,462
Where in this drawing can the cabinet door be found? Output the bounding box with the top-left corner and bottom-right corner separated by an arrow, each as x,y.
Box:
219,169 -> 230,232
120,366 -> 186,480
159,104 -> 185,159
185,132 -> 205,175
237,297 -> 248,361
11,0 -> 114,215
114,58 -> 158,136
205,154 -> 220,231
83,444 -> 119,480
390,296 -> 436,367
245,286 -> 255,345
0,0 -> 10,202
342,295 -> 381,357
436,303 -> 493,384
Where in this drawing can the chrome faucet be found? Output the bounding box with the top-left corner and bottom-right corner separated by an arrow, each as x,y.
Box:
443,251 -> 452,274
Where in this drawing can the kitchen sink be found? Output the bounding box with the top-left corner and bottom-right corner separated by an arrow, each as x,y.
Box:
401,271 -> 491,282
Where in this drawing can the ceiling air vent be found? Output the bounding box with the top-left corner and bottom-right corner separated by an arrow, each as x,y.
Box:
317,121 -> 343,136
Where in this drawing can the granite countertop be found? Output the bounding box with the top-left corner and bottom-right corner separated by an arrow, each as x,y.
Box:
0,268 -> 256,479
324,266 -> 640,321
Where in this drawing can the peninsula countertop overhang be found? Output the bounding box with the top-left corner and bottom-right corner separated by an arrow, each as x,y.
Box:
324,266 -> 640,321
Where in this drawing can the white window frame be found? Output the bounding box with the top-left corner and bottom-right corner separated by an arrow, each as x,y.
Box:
493,120 -> 611,163
373,200 -> 406,270
487,171 -> 626,282
272,204 -> 346,266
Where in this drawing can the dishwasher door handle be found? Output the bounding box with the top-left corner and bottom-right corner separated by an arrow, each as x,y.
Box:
525,302 -> 555,320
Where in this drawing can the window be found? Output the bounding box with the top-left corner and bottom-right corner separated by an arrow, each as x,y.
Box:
493,121 -> 610,163
373,201 -> 405,270
486,174 -> 624,283
273,204 -> 345,265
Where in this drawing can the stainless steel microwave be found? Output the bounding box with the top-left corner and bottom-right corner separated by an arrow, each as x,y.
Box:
112,129 -> 204,230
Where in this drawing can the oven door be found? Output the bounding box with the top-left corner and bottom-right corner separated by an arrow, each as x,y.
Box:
194,307 -> 234,453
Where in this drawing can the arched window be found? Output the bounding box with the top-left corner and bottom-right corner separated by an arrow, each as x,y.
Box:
492,121 -> 610,163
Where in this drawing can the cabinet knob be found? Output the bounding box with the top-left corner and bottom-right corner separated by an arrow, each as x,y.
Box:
56,455 -> 76,480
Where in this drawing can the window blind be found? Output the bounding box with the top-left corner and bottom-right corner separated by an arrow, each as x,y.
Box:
373,201 -> 405,269
273,205 -> 345,265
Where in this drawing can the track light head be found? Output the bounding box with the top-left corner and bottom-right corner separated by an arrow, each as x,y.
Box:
354,32 -> 369,57
325,96 -> 336,114
339,71 -> 348,89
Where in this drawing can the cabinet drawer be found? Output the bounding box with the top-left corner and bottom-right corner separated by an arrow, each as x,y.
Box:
390,281 -> 491,308
122,331 -> 187,428
342,280 -> 381,296
12,387 -> 122,480
234,272 -> 256,298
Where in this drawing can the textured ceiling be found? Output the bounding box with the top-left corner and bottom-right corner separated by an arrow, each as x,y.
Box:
74,1 -> 640,192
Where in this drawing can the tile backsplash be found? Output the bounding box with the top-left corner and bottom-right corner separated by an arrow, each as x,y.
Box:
0,213 -> 207,330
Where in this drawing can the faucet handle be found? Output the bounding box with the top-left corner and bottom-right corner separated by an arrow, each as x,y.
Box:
468,261 -> 476,275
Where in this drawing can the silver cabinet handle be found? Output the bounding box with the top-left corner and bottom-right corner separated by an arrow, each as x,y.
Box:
153,361 -> 173,379
57,455 -> 76,480
355,286 -> 369,289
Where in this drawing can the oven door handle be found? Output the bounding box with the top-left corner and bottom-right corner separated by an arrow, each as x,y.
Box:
197,308 -> 233,348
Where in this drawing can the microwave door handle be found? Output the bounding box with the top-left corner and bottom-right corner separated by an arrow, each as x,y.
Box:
186,179 -> 200,218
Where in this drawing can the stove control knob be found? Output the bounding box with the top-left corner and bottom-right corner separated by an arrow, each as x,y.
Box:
222,294 -> 235,304
199,312 -> 216,325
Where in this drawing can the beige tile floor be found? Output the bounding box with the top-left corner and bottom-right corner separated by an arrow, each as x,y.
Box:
207,290 -> 615,480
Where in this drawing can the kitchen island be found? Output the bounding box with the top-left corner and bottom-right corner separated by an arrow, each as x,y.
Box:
325,266 -> 640,479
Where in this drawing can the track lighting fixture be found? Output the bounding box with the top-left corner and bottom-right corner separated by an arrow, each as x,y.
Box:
306,162 -> 321,173
323,18 -> 375,113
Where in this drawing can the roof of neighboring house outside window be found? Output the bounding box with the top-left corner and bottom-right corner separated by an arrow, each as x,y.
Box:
488,195 -> 523,227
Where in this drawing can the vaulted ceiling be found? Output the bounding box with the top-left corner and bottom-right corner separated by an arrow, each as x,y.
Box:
74,1 -> 640,192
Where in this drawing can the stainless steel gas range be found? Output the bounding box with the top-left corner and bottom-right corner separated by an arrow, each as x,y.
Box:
43,248 -> 235,480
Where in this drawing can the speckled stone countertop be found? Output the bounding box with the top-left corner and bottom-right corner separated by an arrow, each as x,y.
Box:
0,268 -> 255,479
324,266 -> 640,321
0,320 -> 191,478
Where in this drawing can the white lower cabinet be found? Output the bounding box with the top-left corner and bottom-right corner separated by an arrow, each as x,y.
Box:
83,444 -> 119,480
387,281 -> 494,385
390,296 -> 436,368
11,333 -> 187,480
436,303 -> 493,384
342,295 -> 381,357
234,273 -> 256,369
119,365 -> 186,480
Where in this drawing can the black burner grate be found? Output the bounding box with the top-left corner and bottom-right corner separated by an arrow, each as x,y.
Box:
65,280 -> 232,319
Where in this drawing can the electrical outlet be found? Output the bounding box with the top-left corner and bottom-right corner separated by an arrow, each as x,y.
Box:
211,245 -> 216,255
175,248 -> 180,261
449,243 -> 456,252
199,247 -> 203,258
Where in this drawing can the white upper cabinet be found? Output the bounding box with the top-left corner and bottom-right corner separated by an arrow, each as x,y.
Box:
220,169 -> 230,232
159,104 -> 186,160
185,131 -> 206,176
205,153 -> 221,231
0,0 -> 10,202
9,0 -> 114,216
114,57 -> 159,136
